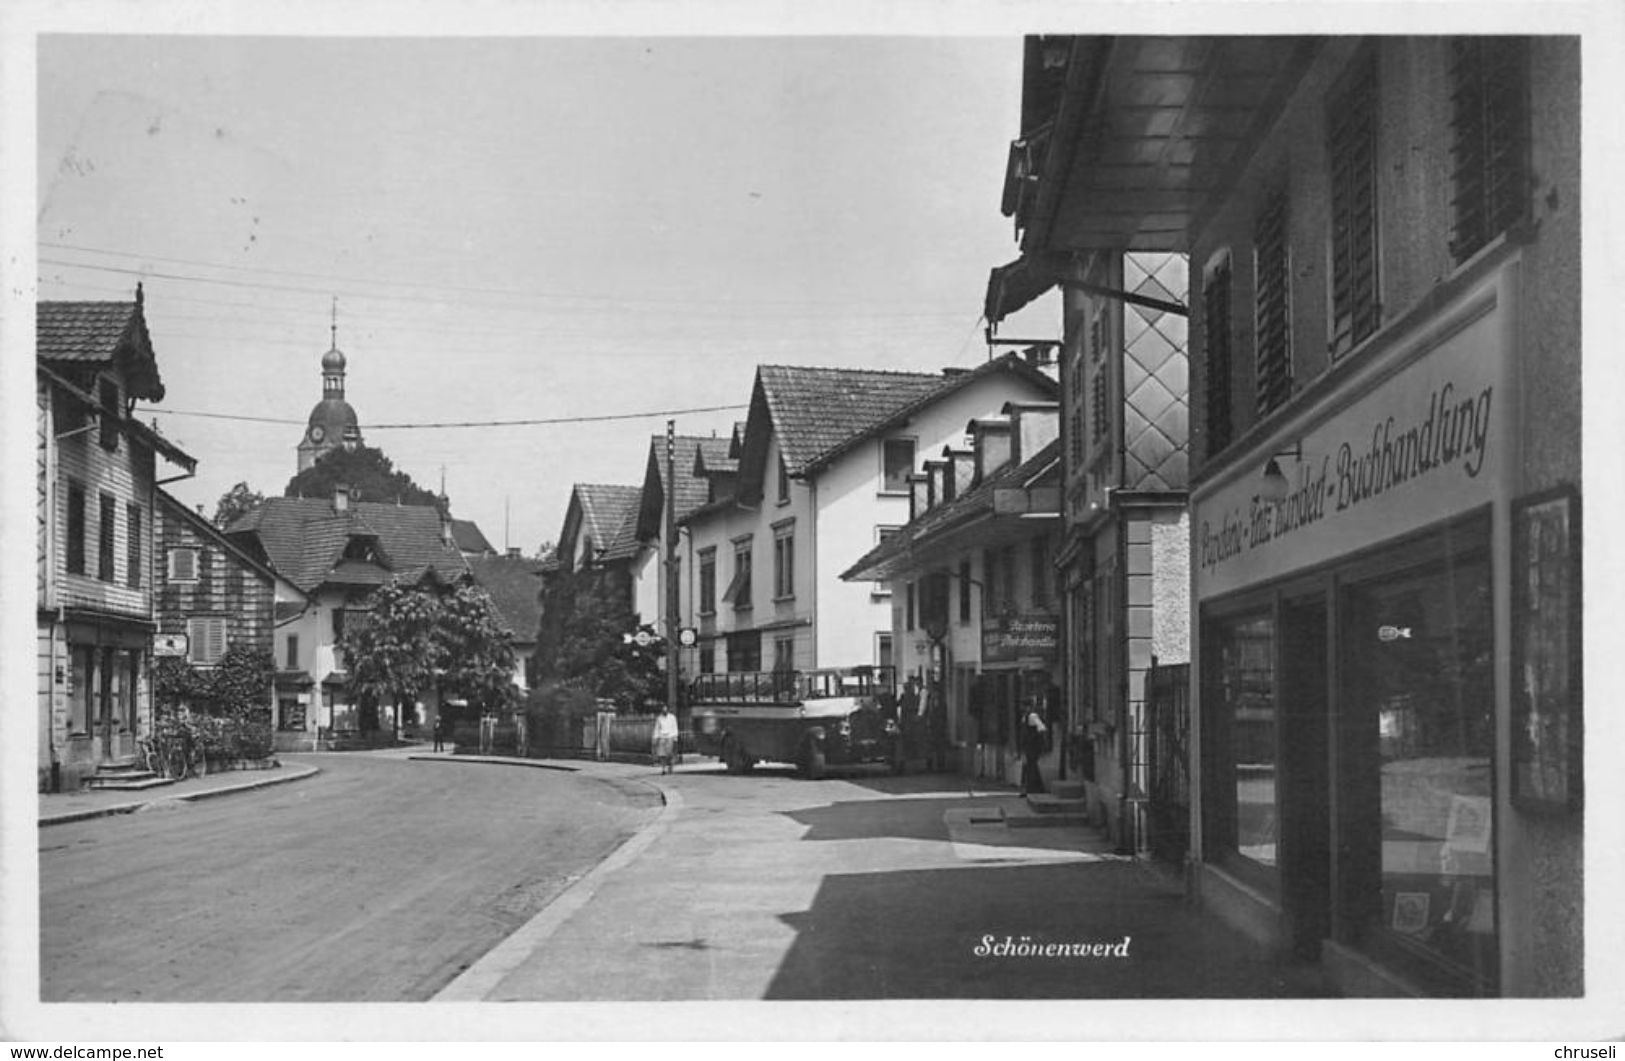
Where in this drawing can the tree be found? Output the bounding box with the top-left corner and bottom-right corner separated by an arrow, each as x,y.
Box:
213,481 -> 266,529
339,580 -> 442,734
284,444 -> 442,508
340,577 -> 518,734
537,565 -> 663,711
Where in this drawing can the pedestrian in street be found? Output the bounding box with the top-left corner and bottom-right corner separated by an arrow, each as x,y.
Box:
1019,708 -> 1047,796
432,714 -> 447,753
651,704 -> 680,775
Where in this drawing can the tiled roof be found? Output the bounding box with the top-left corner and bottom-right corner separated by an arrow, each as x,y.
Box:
226,498 -> 469,594
738,353 -> 1058,502
37,297 -> 165,400
467,555 -> 545,642
757,365 -> 946,474
450,518 -> 496,555
638,435 -> 734,540
694,436 -> 736,476
572,484 -> 643,563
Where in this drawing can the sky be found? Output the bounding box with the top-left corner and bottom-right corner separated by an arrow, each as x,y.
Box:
31,30 -> 1060,555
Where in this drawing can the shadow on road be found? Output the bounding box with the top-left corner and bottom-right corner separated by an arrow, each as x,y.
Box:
780,796 -> 971,844
762,860 -> 1333,1000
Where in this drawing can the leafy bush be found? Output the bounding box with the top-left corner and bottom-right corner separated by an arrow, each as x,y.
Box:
151,646 -> 275,768
523,679 -> 599,752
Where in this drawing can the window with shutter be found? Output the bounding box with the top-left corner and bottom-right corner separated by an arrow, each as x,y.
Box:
1091,371 -> 1109,442
1203,253 -> 1235,457
67,482 -> 86,575
98,494 -> 116,582
1449,37 -> 1530,264
1327,49 -> 1380,357
168,548 -> 198,582
187,616 -> 227,665
1254,183 -> 1294,416
127,505 -> 142,589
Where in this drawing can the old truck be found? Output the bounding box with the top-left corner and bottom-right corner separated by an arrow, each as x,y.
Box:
688,667 -> 901,779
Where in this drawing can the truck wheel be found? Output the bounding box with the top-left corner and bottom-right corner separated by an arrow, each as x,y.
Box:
800,741 -> 827,781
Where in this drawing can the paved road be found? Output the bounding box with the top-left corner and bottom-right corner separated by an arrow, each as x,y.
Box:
447,760 -> 1328,1001
39,752 -> 661,1002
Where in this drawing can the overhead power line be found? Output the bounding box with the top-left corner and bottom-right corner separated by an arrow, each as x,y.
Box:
133,402 -> 749,429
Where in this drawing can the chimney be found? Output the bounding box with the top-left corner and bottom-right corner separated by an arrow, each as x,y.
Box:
968,416 -> 1013,484
333,483 -> 350,513
907,472 -> 930,523
923,459 -> 948,512
1004,401 -> 1061,466
942,446 -> 974,502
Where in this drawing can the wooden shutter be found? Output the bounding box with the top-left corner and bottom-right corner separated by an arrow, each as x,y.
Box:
1328,49 -> 1380,356
1449,37 -> 1530,263
127,504 -> 142,588
1254,183 -> 1293,416
169,548 -> 197,582
1203,254 -> 1235,457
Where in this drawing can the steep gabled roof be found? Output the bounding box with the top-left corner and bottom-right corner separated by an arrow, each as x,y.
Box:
37,294 -> 165,400
636,435 -> 734,541
226,497 -> 469,594
467,554 -> 545,643
737,353 -> 1058,501
563,483 -> 643,566
156,489 -> 301,600
450,518 -> 496,555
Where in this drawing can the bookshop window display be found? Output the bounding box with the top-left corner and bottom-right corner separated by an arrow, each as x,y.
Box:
1339,537 -> 1496,994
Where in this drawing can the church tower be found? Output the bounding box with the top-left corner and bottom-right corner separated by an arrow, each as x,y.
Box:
296,305 -> 363,472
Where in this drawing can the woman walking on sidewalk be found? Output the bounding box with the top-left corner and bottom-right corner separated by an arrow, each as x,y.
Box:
651,705 -> 680,775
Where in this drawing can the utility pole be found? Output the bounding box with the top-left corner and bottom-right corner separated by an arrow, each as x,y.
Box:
665,420 -> 680,716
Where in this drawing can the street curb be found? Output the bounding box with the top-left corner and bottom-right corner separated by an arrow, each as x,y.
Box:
38,764 -> 322,827
406,753 -> 578,772
431,775 -> 681,1002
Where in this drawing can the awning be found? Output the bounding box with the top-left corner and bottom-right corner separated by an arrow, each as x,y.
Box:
720,561 -> 750,605
321,671 -> 350,688
984,255 -> 1058,326
275,669 -> 316,688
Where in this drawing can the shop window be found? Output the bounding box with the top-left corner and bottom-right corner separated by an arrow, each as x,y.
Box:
1328,48 -> 1381,357
958,559 -> 973,623
982,549 -> 998,617
876,632 -> 894,672
1340,550 -> 1497,994
1254,182 -> 1294,416
727,630 -> 761,672
1448,37 -> 1530,264
1202,252 -> 1234,457
699,646 -> 715,674
66,482 -> 86,575
1203,613 -> 1278,875
69,645 -> 93,734
1030,537 -> 1051,610
773,635 -> 795,673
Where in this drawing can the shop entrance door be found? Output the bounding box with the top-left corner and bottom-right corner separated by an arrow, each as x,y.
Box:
1278,594 -> 1330,960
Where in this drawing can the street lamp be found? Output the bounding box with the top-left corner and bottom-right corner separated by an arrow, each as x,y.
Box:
1261,442 -> 1303,502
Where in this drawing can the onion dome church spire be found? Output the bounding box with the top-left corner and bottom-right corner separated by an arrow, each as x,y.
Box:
296,298 -> 363,473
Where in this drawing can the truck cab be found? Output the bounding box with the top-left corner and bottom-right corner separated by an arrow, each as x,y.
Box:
688,666 -> 900,779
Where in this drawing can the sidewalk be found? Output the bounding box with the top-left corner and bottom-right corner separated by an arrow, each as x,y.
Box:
38,760 -> 321,826
432,755 -> 1334,1001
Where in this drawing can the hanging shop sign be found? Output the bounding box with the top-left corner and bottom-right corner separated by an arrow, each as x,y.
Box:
1193,267 -> 1513,601
982,614 -> 1059,664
